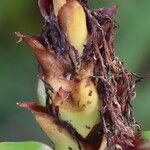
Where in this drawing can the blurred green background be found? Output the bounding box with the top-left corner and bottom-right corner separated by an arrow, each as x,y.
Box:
0,0 -> 149,145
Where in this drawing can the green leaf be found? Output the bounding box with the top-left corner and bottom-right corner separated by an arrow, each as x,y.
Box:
137,131 -> 150,150
142,131 -> 150,141
0,142 -> 52,150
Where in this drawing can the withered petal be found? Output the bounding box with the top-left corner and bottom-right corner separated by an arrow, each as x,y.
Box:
101,5 -> 118,20
15,32 -> 76,94
17,101 -> 48,113
15,32 -> 58,79
15,32 -> 46,50
38,0 -> 52,19
15,32 -> 52,68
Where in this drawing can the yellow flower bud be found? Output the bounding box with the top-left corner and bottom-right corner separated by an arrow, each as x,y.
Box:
58,0 -> 88,56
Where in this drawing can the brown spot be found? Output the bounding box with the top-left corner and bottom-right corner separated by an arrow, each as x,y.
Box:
87,101 -> 92,105
85,125 -> 91,129
88,90 -> 92,96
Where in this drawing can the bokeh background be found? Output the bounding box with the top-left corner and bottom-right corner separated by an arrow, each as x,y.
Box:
0,0 -> 150,144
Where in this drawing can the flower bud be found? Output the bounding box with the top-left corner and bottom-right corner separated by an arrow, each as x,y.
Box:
58,0 -> 88,56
